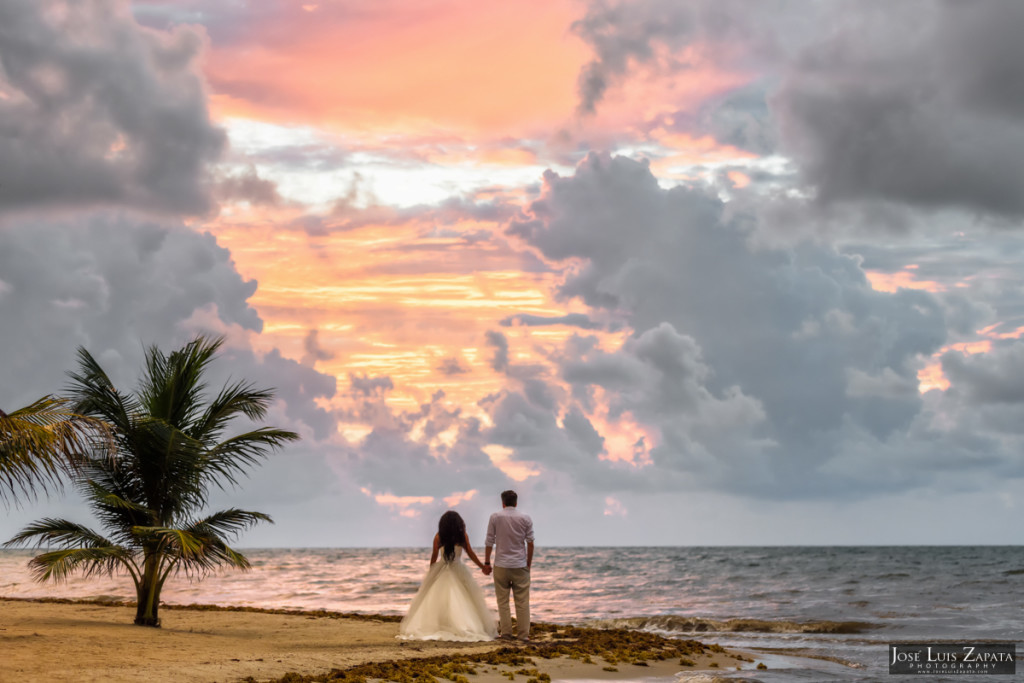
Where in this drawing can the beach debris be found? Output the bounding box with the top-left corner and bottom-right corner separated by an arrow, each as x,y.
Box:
258,622 -> 731,683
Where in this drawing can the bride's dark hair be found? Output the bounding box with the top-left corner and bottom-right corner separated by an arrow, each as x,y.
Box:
438,510 -> 466,562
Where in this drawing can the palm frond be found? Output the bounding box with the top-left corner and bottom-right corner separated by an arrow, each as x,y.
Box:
0,397 -> 111,502
202,428 -> 300,489
137,524 -> 255,576
74,460 -> 151,542
82,480 -> 153,516
140,336 -> 224,428
187,508 -> 273,540
128,417 -> 207,515
166,538 -> 253,578
190,381 -> 275,443
162,509 -> 271,577
132,526 -> 206,559
198,541 -> 252,571
28,546 -> 135,583
65,348 -> 142,431
4,518 -> 118,549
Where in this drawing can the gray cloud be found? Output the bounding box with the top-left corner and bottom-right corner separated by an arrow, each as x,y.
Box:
500,313 -> 602,330
573,0 -> 770,116
0,214 -> 253,403
348,374 -> 395,398
501,153 -> 963,499
215,168 -> 282,206
0,0 -> 225,216
574,0 -> 1024,218
775,9 -> 1024,216
942,343 -> 1024,405
301,329 -> 335,367
329,385 -> 516,505
784,1 -> 1024,216
0,210 -> 338,442
484,388 -> 627,490
0,210 -> 352,548
485,330 -> 510,373
436,357 -> 470,376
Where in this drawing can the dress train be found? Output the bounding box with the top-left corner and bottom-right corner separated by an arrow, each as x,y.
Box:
399,548 -> 497,641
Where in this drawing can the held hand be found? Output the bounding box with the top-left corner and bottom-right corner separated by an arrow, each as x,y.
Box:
482,565 -> 492,576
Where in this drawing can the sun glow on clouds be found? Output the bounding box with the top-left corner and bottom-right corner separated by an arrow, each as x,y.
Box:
361,488 -> 433,518
219,117 -> 562,210
865,265 -> 946,294
443,490 -> 477,507
603,496 -> 627,517
205,208 -> 620,423
482,445 -> 539,482
917,326 -> 1024,393
978,323 -> 1024,340
185,0 -> 782,493
204,0 -> 589,137
648,131 -> 758,178
589,392 -> 656,467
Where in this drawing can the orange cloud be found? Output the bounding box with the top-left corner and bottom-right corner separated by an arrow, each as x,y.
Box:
482,445 -> 540,482
949,340 -> 993,354
590,402 -> 655,467
918,340 -> 992,393
443,489 -> 478,507
569,46 -> 754,142
361,487 -> 434,517
727,170 -> 751,188
205,0 -> 589,138
915,327 -> 1020,393
648,130 -> 758,177
205,207 -> 618,422
978,323 -> 1024,340
603,496 -> 627,517
917,362 -> 949,393
865,267 -> 945,293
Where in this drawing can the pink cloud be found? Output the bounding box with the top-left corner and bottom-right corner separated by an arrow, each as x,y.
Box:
443,489 -> 478,507
203,0 -> 589,138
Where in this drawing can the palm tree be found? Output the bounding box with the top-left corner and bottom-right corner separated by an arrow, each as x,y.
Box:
0,396 -> 106,503
5,336 -> 300,626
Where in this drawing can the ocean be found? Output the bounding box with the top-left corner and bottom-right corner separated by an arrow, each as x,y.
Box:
1,546 -> 1021,681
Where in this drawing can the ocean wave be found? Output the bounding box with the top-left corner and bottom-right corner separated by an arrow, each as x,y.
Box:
585,615 -> 880,635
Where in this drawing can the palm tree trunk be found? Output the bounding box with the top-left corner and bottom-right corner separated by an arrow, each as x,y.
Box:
134,550 -> 162,626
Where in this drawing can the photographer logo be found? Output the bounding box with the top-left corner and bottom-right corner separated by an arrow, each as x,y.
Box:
889,643 -> 1015,675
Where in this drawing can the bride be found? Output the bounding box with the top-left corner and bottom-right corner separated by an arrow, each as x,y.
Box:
399,510 -> 498,641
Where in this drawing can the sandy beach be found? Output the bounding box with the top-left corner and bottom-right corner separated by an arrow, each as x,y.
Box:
0,598 -> 750,683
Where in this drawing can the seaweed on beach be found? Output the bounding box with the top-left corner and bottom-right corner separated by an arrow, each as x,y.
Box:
259,623 -> 727,683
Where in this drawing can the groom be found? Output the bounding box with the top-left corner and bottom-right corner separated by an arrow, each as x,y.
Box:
483,489 -> 534,641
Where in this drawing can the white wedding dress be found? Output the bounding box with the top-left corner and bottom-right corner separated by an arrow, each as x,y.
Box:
399,547 -> 498,641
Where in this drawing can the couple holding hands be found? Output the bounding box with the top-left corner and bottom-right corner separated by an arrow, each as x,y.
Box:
399,490 -> 534,642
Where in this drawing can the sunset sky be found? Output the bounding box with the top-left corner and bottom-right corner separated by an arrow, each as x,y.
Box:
3,0 -> 1024,546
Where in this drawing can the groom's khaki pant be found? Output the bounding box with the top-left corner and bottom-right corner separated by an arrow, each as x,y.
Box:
493,566 -> 530,638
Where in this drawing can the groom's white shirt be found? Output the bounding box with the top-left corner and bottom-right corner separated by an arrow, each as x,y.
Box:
485,507 -> 534,568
